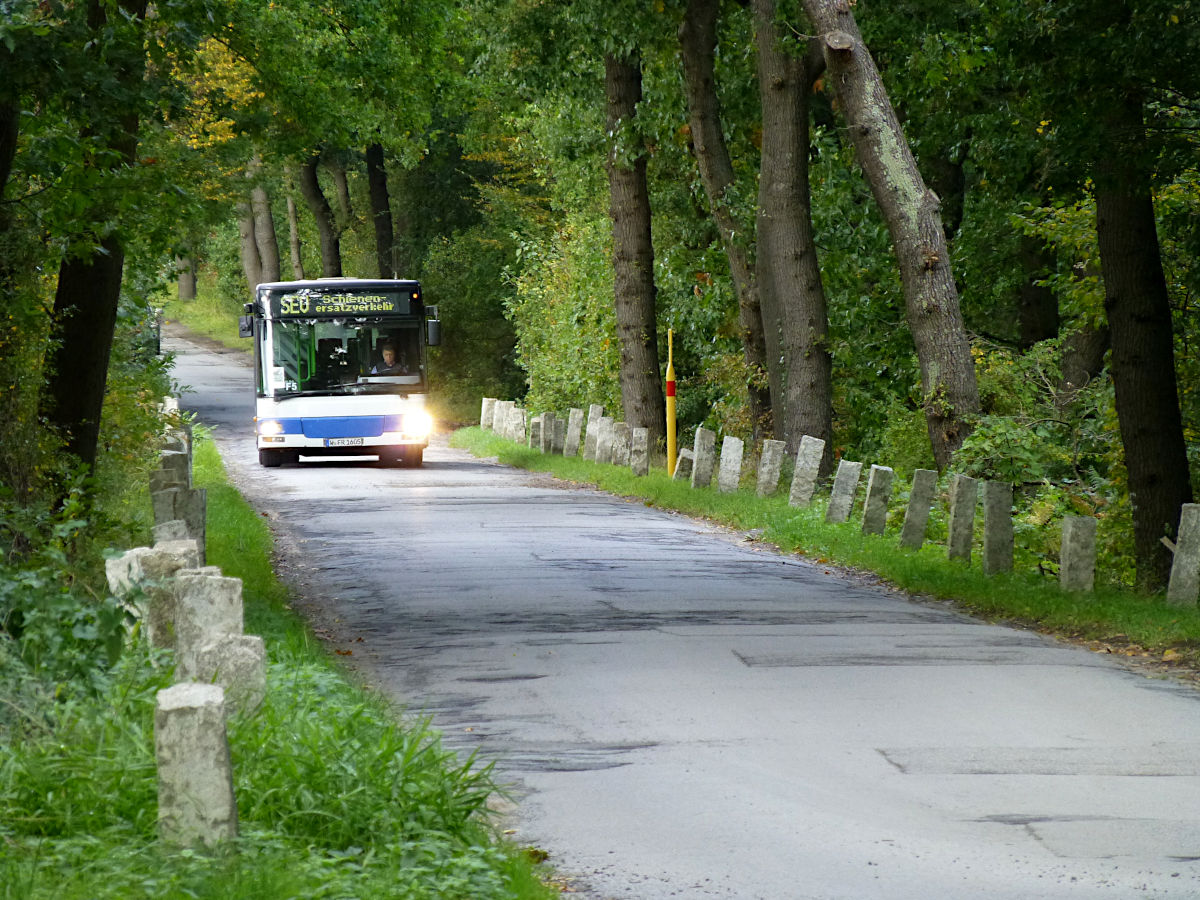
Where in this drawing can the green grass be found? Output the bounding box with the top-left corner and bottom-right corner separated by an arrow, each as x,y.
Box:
452,426 -> 1200,663
0,435 -> 558,900
162,283 -> 246,352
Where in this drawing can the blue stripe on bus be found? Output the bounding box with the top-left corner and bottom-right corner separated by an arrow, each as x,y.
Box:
300,416 -> 403,439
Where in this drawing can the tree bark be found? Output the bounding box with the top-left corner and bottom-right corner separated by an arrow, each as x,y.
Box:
286,195 -> 305,279
297,154 -> 343,277
176,257 -> 196,301
1094,92 -> 1193,592
237,202 -> 262,297
752,0 -> 833,465
0,99 -> 17,205
366,142 -> 397,278
45,237 -> 125,469
604,53 -> 666,444
1056,323 -> 1109,408
329,158 -> 354,234
248,155 -> 281,283
1016,234 -> 1059,348
800,0 -> 980,469
679,0 -> 772,437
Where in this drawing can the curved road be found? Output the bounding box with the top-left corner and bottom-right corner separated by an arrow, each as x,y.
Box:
168,325 -> 1200,899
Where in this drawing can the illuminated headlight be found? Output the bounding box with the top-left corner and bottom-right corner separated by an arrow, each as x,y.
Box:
258,419 -> 284,436
403,412 -> 434,439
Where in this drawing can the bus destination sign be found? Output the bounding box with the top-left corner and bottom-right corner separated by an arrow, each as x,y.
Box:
270,292 -> 411,317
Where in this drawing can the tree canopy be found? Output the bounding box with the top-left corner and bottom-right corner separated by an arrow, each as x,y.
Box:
3,0 -> 1199,590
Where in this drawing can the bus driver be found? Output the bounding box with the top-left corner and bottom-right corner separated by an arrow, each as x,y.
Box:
372,341 -> 407,375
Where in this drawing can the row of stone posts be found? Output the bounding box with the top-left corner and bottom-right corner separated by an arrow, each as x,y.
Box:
479,398 -> 652,477
478,397 -> 1200,604
105,400 -> 267,848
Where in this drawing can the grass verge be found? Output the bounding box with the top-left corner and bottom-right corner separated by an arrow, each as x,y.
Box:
1,435 -> 556,900
452,427 -> 1200,672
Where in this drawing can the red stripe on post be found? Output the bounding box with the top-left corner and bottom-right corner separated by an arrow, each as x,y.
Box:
666,381 -> 676,397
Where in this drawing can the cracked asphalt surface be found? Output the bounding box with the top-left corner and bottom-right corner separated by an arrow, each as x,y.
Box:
168,324 -> 1200,898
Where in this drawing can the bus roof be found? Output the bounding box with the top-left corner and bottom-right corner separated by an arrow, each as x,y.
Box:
256,277 -> 420,292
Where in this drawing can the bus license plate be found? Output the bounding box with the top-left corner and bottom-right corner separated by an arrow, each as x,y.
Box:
325,438 -> 364,447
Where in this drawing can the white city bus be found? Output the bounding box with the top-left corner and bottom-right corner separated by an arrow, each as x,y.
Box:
239,278 -> 440,467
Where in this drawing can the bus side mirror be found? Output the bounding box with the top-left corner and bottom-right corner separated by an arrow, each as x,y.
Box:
239,316 -> 254,338
426,319 -> 441,347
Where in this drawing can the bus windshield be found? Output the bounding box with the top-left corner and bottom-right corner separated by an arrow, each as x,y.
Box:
264,317 -> 424,397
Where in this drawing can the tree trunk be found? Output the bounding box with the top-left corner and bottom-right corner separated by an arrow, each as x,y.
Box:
1016,234 -> 1059,348
752,0 -> 833,465
297,154 -> 342,277
604,53 -> 666,444
1056,323 -> 1109,409
329,158 -> 354,234
176,257 -> 196,301
286,195 -> 305,279
679,0 -> 772,437
0,99 -> 17,204
800,0 -> 980,469
1095,92 -> 1192,592
366,142 -> 397,278
45,237 -> 125,469
247,153 -> 281,282
237,202 -> 263,297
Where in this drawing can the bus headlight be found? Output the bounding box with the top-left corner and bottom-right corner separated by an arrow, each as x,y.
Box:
403,412 -> 434,439
258,419 -> 284,436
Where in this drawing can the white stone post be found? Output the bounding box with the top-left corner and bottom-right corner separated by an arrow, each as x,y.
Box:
825,459 -> 862,524
1167,504 -> 1200,607
565,408 -> 585,457
192,634 -> 268,717
612,422 -> 632,467
481,397 -> 497,429
1060,516 -> 1097,593
155,683 -> 238,846
594,417 -> 616,465
582,404 -> 605,460
173,574 -> 244,680
756,440 -> 786,497
691,428 -> 717,488
861,465 -> 894,535
947,474 -> 978,563
788,435 -> 826,507
673,449 -> 695,481
717,436 -> 744,493
631,427 -> 650,476
899,469 -> 938,550
982,481 -> 1014,575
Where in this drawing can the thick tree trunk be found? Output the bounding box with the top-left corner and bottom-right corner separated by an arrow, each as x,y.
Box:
679,0 -> 772,437
800,0 -> 980,469
237,202 -> 263,297
45,237 -> 125,469
247,154 -> 281,282
297,154 -> 342,277
286,195 -> 305,279
1056,324 -> 1109,407
329,159 -> 354,234
366,142 -> 397,278
752,0 -> 833,465
1095,93 -> 1192,592
604,53 -> 666,444
1016,234 -> 1059,348
176,257 -> 196,301
0,100 -> 17,204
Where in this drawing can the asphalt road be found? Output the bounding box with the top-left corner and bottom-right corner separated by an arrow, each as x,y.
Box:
168,325 -> 1200,899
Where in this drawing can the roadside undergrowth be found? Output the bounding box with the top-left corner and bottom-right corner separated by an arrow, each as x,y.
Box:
0,435 -> 558,900
451,427 -> 1200,678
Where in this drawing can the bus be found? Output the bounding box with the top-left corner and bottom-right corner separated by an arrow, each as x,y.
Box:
238,278 -> 440,468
